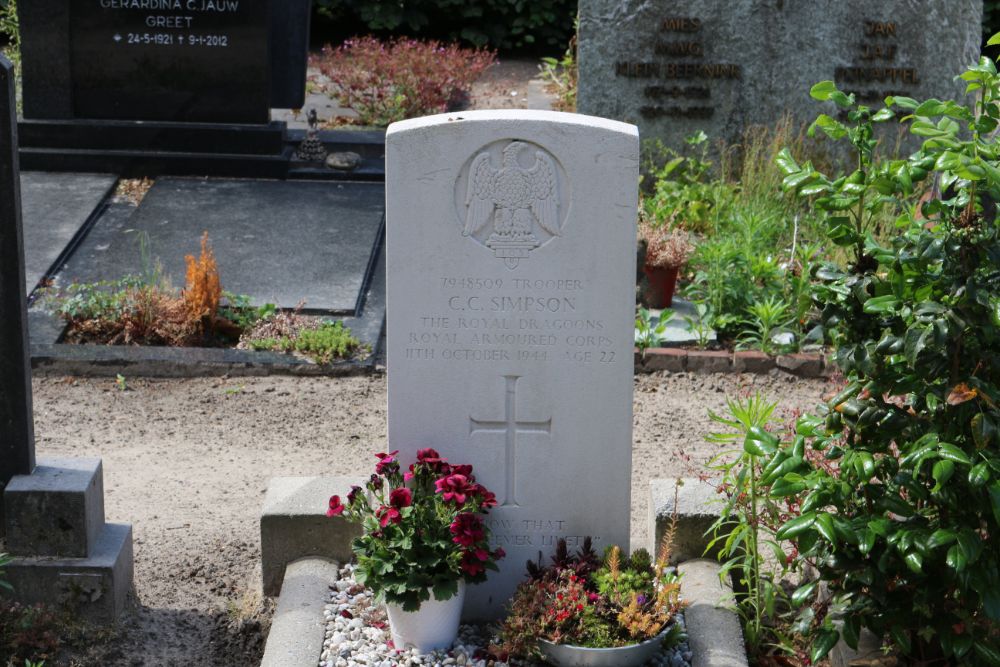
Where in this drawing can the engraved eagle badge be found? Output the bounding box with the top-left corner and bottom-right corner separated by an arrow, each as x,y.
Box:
457,140 -> 566,269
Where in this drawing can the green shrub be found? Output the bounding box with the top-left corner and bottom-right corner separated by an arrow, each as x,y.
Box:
250,321 -> 362,364
312,0 -> 576,51
314,36 -> 496,127
768,54 -> 1000,663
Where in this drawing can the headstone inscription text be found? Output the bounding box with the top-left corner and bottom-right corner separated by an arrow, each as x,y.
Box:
68,0 -> 270,122
387,110 -> 638,618
578,1 -> 981,154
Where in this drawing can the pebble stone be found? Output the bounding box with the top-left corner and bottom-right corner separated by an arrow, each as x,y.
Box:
319,565 -> 693,667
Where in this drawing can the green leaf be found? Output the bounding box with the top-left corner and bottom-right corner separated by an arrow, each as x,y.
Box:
989,482 -> 1000,525
904,551 -> 924,573
938,443 -> 972,465
947,544 -> 968,572
776,513 -> 816,540
791,581 -> 818,606
932,459 -> 955,491
863,295 -> 899,314
815,513 -> 838,546
988,31 -> 1000,46
811,629 -> 840,664
973,641 -> 1000,665
810,81 -> 839,101
744,426 -> 779,456
969,462 -> 991,487
842,615 -> 861,651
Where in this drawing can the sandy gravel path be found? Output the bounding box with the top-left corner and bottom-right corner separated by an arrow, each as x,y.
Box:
28,370 -> 833,666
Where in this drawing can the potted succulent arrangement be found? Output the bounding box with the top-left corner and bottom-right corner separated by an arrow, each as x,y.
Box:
327,448 -> 504,653
496,537 -> 686,666
638,212 -> 695,309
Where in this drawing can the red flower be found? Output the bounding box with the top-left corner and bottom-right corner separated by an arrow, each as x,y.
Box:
326,495 -> 345,517
346,486 -> 362,506
435,474 -> 476,504
376,505 -> 402,527
374,450 -> 400,474
450,513 -> 485,547
412,447 -> 450,475
460,550 -> 486,576
389,487 -> 412,509
450,464 -> 474,478
493,547 -> 506,560
473,484 -> 498,509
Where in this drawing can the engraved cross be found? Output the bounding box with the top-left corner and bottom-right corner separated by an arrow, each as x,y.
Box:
469,375 -> 551,508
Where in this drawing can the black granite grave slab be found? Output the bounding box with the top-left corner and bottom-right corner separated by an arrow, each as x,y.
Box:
56,178 -> 385,313
20,172 -> 118,294
0,57 -> 36,494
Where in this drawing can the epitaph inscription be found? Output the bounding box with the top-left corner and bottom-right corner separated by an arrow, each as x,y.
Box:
387,111 -> 637,618
68,0 -> 270,122
578,1 -> 981,157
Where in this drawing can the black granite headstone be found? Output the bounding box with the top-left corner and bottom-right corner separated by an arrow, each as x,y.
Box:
68,0 -> 270,124
21,0 -> 310,124
0,57 -> 37,491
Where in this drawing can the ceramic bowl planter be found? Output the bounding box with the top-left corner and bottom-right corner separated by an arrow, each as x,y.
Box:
385,581 -> 466,653
537,625 -> 675,667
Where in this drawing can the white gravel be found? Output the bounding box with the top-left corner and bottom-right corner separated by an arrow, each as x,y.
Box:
320,564 -> 693,667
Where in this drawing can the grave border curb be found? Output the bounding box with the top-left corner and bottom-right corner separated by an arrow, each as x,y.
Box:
29,342 -> 377,378
636,348 -> 833,378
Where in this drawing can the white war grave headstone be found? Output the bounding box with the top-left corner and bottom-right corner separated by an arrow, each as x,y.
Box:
386,110 -> 639,618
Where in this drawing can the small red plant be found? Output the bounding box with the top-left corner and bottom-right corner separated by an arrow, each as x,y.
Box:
314,36 -> 496,126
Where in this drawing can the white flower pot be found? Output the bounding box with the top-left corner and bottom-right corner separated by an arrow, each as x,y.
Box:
386,580 -> 466,654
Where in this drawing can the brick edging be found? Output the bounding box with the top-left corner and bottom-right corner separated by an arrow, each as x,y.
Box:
635,348 -> 833,378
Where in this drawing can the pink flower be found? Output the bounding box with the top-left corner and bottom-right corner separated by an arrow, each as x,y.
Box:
450,513 -> 485,547
326,495 -> 344,517
435,474 -> 476,504
376,506 -> 402,527
389,487 -> 412,509
375,450 -> 400,474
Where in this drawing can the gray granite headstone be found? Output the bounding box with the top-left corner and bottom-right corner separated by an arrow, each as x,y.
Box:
0,57 -> 37,502
386,110 -> 638,619
578,1 -> 982,152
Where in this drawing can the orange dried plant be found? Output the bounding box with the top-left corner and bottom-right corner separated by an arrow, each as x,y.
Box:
183,232 -> 222,330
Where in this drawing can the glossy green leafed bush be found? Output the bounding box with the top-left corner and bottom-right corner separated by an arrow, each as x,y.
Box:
769,45 -> 1000,664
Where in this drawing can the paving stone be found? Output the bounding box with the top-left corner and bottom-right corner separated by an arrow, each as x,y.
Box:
643,348 -> 687,373
732,350 -> 775,374
776,352 -> 824,377
648,478 -> 721,564
20,171 -> 117,294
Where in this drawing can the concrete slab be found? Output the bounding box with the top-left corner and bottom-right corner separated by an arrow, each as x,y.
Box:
3,522 -> 134,624
260,476 -> 364,597
648,478 -> 723,564
20,171 -> 117,294
648,298 -> 716,346
56,177 -> 385,313
4,458 -> 105,559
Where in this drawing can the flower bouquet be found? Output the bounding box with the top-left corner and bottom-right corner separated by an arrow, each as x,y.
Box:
497,537 -> 685,666
327,448 -> 504,652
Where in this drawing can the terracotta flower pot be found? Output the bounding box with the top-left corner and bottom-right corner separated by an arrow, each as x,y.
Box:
385,580 -> 466,654
642,264 -> 680,308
